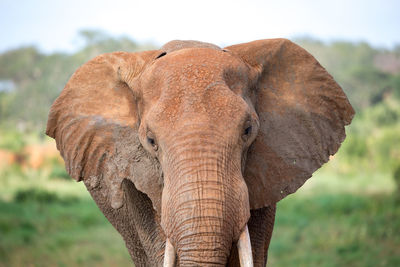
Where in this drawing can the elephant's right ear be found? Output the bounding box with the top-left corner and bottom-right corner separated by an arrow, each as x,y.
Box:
225,39 -> 355,209
46,50 -> 164,213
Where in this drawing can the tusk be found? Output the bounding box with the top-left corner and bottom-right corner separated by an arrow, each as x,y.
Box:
163,238 -> 176,267
237,225 -> 254,267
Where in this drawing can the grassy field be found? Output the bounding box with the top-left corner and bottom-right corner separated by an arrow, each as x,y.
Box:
269,173 -> 400,267
0,166 -> 132,267
0,154 -> 399,266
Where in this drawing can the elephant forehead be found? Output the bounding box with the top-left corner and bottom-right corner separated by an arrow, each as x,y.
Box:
149,81 -> 248,132
147,48 -> 247,82
138,48 -> 247,131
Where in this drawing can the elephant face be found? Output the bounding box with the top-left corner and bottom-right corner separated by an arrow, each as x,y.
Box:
46,39 -> 354,266
136,48 -> 259,261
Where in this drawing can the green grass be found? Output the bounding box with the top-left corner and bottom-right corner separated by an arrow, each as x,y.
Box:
0,162 -> 399,266
0,194 -> 132,267
0,164 -> 132,267
269,193 -> 400,267
267,168 -> 400,266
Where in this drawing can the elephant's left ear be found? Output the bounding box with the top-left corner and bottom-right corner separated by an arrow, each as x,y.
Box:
225,39 -> 355,209
46,50 -> 164,213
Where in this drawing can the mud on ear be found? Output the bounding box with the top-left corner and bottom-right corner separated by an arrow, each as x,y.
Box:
225,39 -> 355,209
46,50 -> 164,214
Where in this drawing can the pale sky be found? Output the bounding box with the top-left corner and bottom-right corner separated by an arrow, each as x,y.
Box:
1,0 -> 399,53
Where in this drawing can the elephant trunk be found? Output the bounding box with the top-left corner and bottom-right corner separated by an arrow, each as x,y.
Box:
161,137 -> 250,266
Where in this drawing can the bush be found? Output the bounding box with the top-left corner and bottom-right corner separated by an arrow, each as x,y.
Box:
14,188 -> 59,203
341,134 -> 368,158
13,188 -> 77,204
0,130 -> 25,152
49,164 -> 70,180
394,164 -> 400,193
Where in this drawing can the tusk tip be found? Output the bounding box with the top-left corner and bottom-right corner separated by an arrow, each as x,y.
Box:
237,225 -> 254,267
163,238 -> 176,267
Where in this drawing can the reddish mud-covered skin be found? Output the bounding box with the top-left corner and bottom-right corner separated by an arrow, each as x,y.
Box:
46,39 -> 354,266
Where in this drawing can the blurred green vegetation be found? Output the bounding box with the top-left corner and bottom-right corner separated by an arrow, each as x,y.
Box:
0,165 -> 398,266
0,29 -> 155,131
0,31 -> 399,266
270,192 -> 400,267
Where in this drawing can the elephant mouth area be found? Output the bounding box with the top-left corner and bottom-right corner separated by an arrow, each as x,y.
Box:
163,225 -> 253,266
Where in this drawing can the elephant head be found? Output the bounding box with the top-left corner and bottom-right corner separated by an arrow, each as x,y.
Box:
46,39 -> 354,266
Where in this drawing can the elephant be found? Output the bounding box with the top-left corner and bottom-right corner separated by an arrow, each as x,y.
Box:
46,38 -> 354,266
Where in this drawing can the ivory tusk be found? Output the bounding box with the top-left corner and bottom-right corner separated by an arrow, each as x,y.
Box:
163,238 -> 176,267
237,225 -> 254,267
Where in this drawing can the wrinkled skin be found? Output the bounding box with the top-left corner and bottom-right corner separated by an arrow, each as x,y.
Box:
47,39 -> 354,266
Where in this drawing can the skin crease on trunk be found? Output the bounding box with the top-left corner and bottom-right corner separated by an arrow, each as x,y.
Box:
46,39 -> 354,266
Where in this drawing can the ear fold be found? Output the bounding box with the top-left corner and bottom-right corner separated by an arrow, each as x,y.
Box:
46,50 -> 164,214
225,39 -> 354,209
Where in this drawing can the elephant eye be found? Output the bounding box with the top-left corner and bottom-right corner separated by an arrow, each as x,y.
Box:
146,133 -> 158,151
147,137 -> 156,146
244,126 -> 252,136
